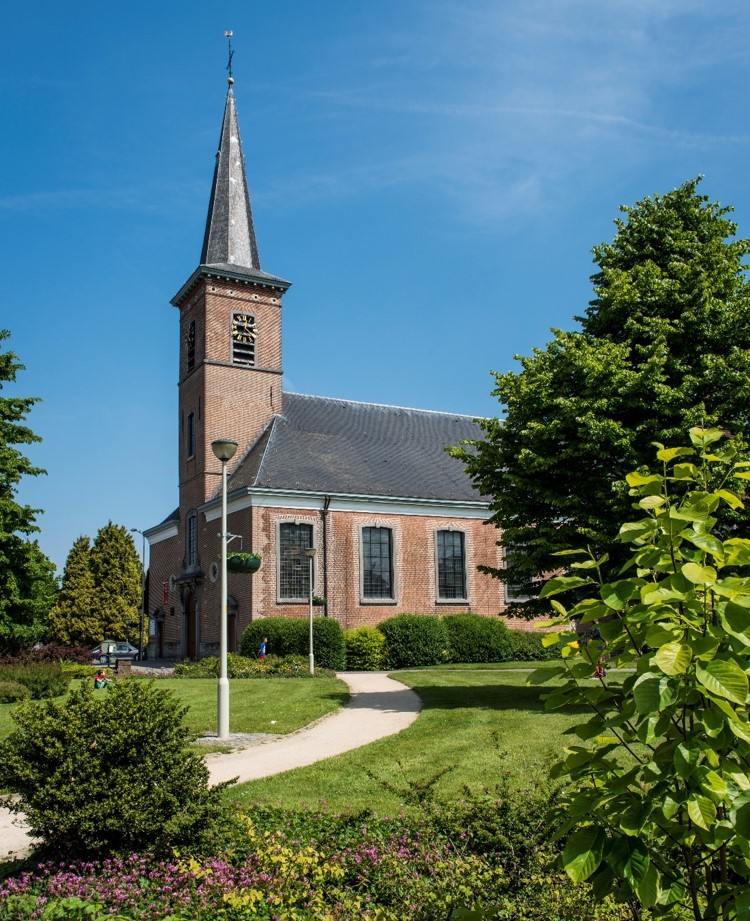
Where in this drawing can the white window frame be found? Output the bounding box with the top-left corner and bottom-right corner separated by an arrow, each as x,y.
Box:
359,525 -> 396,603
435,528 -> 468,603
276,520 -> 314,603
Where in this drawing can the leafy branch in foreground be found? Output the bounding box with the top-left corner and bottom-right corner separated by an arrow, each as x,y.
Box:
533,427 -> 750,920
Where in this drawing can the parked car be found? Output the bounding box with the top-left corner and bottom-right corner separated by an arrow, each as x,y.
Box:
90,641 -> 140,664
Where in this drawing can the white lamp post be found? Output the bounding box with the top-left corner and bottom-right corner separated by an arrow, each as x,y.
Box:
130,528 -> 147,661
304,547 -> 317,675
212,438 -> 238,740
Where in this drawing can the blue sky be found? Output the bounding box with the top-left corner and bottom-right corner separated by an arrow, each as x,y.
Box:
3,0 -> 749,572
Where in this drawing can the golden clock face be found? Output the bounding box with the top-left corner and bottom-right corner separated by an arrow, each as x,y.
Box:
232,312 -> 256,344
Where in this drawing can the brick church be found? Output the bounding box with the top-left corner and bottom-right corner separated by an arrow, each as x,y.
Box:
144,75 -> 516,660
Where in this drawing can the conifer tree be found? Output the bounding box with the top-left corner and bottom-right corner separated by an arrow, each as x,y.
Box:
0,329 -> 57,652
89,522 -> 142,643
454,179 -> 750,615
48,536 -> 99,645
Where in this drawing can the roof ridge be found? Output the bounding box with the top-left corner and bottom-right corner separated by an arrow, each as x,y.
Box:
285,391 -> 482,420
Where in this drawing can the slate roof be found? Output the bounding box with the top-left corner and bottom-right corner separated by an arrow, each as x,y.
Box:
226,392 -> 484,502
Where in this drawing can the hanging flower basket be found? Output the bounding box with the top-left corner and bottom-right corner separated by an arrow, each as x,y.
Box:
227,552 -> 262,574
312,595 -> 326,607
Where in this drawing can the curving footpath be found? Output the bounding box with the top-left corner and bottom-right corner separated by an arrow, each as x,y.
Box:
0,672 -> 421,862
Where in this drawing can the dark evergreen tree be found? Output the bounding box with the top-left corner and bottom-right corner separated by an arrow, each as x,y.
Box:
48,536 -> 99,645
89,522 -> 142,643
0,329 -> 57,651
453,179 -> 750,614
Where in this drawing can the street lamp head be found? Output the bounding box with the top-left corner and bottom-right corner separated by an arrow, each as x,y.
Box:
303,547 -> 317,558
212,439 -> 238,462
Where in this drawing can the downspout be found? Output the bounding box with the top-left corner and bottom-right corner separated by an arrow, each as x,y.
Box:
321,495 -> 331,617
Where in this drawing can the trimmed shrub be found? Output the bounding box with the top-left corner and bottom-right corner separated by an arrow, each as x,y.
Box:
0,680 -> 232,857
507,629 -> 558,661
241,617 -> 307,660
378,614 -> 449,669
240,617 -> 346,670
0,681 -> 30,704
0,662 -> 70,699
442,614 -> 515,663
61,663 -> 100,679
311,617 -> 346,670
345,626 -> 386,671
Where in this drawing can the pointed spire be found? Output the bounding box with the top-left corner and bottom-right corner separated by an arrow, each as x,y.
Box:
200,81 -> 261,271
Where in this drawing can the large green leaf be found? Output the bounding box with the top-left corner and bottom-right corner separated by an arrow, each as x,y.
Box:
688,795 -> 716,830
633,674 -> 676,714
636,862 -> 661,908
681,561 -> 717,585
721,603 -> 750,646
654,642 -> 691,675
540,575 -> 594,598
696,659 -> 749,705
609,835 -> 650,885
601,579 -> 639,611
562,826 -> 605,883
683,532 -> 725,561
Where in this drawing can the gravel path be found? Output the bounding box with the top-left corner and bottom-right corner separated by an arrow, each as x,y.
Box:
0,672 -> 421,862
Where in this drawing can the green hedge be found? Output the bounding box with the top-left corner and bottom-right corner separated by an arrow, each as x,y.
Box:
507,628 -> 558,661
240,617 -> 346,670
0,662 -> 70,699
344,626 -> 386,671
378,614 -> 449,669
443,614 -> 515,663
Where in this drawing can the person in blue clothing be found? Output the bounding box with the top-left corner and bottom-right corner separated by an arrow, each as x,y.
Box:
258,637 -> 268,659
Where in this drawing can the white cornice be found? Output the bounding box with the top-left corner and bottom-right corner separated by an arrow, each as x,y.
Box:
201,488 -> 489,523
144,522 -> 179,545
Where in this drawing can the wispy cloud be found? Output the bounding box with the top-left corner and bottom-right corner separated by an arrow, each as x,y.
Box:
256,0 -> 749,226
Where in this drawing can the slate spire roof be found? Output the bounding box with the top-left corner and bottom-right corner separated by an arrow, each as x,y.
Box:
200,79 -> 261,271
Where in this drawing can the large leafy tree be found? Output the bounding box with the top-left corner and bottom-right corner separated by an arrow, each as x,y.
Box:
454,179 -> 750,614
0,329 -> 57,651
48,536 -> 99,645
89,522 -> 142,644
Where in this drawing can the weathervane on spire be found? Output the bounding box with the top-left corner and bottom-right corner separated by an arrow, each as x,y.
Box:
225,30 -> 234,84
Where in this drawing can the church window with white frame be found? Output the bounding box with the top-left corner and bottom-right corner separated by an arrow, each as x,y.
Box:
278,522 -> 313,601
436,530 -> 467,601
361,526 -> 394,600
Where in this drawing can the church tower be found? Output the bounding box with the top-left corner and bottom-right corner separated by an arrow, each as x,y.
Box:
172,74 -> 291,581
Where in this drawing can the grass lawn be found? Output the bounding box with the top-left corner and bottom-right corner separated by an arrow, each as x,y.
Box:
0,676 -> 349,740
230,667 -> 592,814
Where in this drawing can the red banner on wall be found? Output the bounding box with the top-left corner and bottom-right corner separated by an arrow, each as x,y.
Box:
162,580 -> 169,605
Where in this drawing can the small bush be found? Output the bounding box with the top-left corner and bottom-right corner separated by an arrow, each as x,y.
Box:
0,663 -> 70,700
240,617 -> 346,670
311,617 -> 346,670
507,629 -> 558,661
345,626 -> 386,670
61,663 -> 100,679
442,614 -> 515,663
378,614 -> 449,669
241,617 -> 308,659
0,680 -> 233,857
0,681 -> 30,704
174,654 -> 332,679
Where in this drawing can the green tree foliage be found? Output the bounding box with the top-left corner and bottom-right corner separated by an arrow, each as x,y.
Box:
453,180 -> 750,614
0,679 -> 233,856
535,429 -> 750,919
88,522 -> 142,644
0,330 -> 57,652
47,536 -> 99,645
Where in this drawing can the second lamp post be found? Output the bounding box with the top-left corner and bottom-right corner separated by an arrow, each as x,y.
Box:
212,438 -> 238,741
304,547 -> 317,675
